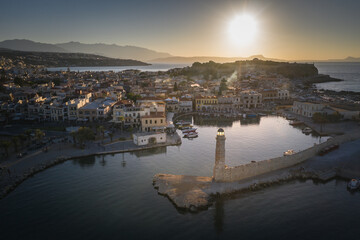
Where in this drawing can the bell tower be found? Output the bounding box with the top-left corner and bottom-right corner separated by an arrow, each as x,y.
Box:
213,128 -> 226,181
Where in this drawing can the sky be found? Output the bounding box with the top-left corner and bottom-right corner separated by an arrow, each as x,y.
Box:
0,0 -> 359,60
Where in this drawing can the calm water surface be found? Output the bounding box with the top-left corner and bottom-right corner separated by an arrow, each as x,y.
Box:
315,62 -> 360,92
47,63 -> 190,72
1,116 -> 359,240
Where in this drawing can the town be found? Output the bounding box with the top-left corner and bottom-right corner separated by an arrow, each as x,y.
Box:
0,55 -> 359,159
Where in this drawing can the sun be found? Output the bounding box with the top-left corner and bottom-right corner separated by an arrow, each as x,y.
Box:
228,14 -> 257,46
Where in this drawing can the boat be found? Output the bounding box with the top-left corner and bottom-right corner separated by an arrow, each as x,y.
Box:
283,149 -> 295,156
318,144 -> 339,156
347,179 -> 360,191
286,115 -> 296,120
183,132 -> 198,138
246,113 -> 257,118
178,122 -> 192,129
302,127 -> 312,134
181,128 -> 197,133
289,121 -> 304,126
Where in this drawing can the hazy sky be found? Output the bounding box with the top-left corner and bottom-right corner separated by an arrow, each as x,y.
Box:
1,0 -> 359,60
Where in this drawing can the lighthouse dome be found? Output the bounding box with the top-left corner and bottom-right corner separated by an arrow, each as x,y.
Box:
217,128 -> 225,136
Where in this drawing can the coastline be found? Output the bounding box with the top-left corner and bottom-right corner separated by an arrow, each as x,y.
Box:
0,132 -> 181,200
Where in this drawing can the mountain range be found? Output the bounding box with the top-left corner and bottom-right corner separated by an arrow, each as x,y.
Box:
0,39 -> 171,62
0,39 -> 359,64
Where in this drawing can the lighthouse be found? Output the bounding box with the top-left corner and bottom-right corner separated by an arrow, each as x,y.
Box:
213,128 -> 226,181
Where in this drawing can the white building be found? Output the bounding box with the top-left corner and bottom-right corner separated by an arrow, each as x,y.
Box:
277,89 -> 290,100
179,97 -> 193,112
292,101 -> 325,118
132,132 -> 166,146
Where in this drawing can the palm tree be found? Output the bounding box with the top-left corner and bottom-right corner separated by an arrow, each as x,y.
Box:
97,126 -> 105,141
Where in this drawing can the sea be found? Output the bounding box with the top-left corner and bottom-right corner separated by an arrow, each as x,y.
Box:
314,62 -> 360,92
49,62 -> 360,93
2,116 -> 360,240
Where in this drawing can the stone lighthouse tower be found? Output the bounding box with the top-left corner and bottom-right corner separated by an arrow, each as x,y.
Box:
213,128 -> 226,181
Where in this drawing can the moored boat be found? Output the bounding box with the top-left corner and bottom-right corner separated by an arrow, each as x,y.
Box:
182,127 -> 197,133
347,179 -> 360,191
284,149 -> 295,156
289,121 -> 304,126
302,127 -> 312,134
183,132 -> 198,138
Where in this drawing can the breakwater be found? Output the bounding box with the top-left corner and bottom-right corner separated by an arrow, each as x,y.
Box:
215,132 -> 360,182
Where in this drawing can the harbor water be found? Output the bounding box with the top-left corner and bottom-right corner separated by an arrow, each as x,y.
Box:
2,116 -> 359,239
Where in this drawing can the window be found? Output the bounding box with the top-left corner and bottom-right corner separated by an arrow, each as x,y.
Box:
150,120 -> 152,124
155,120 -> 157,124
161,119 -> 163,123
145,120 -> 148,124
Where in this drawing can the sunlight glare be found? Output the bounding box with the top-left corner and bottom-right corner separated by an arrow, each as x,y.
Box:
228,14 -> 257,46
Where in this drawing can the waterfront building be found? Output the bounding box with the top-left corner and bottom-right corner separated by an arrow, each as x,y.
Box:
140,112 -> 166,132
179,97 -> 193,112
239,90 -> 262,108
112,100 -> 150,128
132,132 -> 166,146
292,101 -> 325,118
194,96 -> 218,111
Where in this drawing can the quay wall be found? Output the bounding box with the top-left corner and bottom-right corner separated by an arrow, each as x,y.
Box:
217,132 -> 360,182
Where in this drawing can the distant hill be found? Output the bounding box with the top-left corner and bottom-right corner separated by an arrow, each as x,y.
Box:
0,39 -> 172,62
0,39 -> 67,53
149,55 -> 283,64
0,48 -> 149,67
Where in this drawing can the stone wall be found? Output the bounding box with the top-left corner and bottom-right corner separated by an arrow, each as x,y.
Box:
215,132 -> 360,182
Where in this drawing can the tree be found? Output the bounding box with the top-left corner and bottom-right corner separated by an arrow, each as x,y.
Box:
35,129 -> 44,143
218,78 -> 228,95
25,129 -> 33,144
148,137 -> 157,145
108,132 -> 114,142
173,82 -> 178,91
97,126 -> 105,140
11,136 -> 20,153
74,127 -> 95,148
312,112 -> 328,133
126,92 -> 141,103
0,140 -> 11,157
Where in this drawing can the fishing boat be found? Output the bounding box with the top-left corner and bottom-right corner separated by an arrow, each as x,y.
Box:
302,127 -> 312,134
283,149 -> 295,156
182,128 -> 197,134
347,179 -> 360,191
183,132 -> 198,138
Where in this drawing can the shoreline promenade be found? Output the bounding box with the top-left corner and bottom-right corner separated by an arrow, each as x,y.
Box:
0,133 -> 181,199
